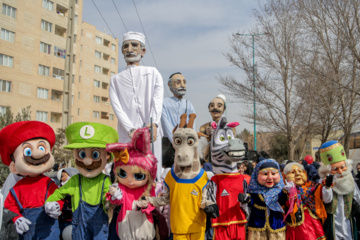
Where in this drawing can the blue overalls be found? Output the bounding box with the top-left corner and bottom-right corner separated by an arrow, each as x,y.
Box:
71,174 -> 109,239
10,181 -> 60,240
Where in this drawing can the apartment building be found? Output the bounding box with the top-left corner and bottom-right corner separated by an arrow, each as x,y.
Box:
0,0 -> 118,131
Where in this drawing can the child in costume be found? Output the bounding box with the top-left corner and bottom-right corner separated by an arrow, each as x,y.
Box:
238,159 -> 287,240
140,113 -> 219,240
45,122 -> 118,240
106,127 -> 158,240
0,121 -> 62,239
283,162 -> 333,240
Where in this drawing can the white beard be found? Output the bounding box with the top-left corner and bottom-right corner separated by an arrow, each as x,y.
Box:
124,53 -> 141,63
319,159 -> 355,195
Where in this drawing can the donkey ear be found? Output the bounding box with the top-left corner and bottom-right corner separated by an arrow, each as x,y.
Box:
219,116 -> 227,128
132,128 -> 151,154
211,121 -> 217,129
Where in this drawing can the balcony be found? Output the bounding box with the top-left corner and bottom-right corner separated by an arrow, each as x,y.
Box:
55,25 -> 66,37
51,89 -> 62,101
56,4 -> 68,17
101,111 -> 109,119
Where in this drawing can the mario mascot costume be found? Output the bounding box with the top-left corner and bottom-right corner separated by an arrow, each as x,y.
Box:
0,121 -> 62,239
45,122 -> 118,240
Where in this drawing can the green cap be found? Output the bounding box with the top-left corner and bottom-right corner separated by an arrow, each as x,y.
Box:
64,122 -> 118,149
320,140 -> 347,165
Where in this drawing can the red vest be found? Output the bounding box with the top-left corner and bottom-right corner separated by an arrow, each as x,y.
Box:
211,173 -> 247,227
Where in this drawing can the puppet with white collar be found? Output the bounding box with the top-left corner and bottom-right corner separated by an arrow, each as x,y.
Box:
45,122 -> 118,240
0,121 -> 62,239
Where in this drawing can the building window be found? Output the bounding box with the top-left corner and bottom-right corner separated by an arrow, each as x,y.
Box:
1,28 -> 15,43
111,57 -> 116,64
94,80 -> 100,88
36,111 -> 48,122
52,67 -> 64,80
37,87 -> 49,99
38,65 -> 50,76
94,65 -> 101,73
41,20 -> 52,32
0,54 -> 13,67
0,79 -> 11,92
111,44 -> 116,51
0,106 -> 7,116
75,14 -> 78,24
109,113 -> 114,120
2,4 -> 16,18
50,112 -> 61,123
95,50 -> 101,59
51,90 -> 62,101
96,36 -> 102,44
40,42 -> 51,54
54,46 -> 66,59
42,0 -> 53,11
93,95 -> 100,103
93,111 -> 99,119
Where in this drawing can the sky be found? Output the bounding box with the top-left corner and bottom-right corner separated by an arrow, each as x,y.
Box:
82,0 -> 258,136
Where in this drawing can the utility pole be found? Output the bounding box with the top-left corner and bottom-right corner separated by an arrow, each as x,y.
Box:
236,33 -> 267,151
62,0 -> 76,129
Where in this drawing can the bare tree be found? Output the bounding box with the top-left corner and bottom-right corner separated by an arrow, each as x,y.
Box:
219,0 -> 313,160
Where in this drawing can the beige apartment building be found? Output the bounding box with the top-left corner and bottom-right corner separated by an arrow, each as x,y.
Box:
0,0 -> 119,132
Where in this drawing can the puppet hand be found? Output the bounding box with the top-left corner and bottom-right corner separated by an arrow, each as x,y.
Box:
146,123 -> 158,142
205,126 -> 214,136
136,197 -> 149,208
15,217 -> 31,234
109,184 -> 119,196
325,174 -> 335,188
283,180 -> 295,192
113,188 -> 123,200
204,204 -> 220,218
45,202 -> 61,219
238,193 -> 250,204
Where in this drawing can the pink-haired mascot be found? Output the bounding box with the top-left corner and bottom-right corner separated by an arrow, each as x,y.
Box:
106,128 -> 158,240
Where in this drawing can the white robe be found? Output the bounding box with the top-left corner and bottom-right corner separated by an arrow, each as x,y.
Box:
110,65 -> 164,179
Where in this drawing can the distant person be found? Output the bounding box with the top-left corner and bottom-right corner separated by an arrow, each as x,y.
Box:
110,31 -> 164,179
161,72 -> 195,168
303,155 -> 319,182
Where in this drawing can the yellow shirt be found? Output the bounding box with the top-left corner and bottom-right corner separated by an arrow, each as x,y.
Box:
165,168 -> 208,234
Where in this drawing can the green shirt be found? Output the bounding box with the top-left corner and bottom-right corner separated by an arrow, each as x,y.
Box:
46,173 -> 111,212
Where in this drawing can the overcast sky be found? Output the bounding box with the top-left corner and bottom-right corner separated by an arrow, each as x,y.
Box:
83,0 -> 258,135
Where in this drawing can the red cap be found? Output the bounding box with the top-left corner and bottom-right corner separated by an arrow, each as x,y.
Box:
304,155 -> 314,165
0,121 -> 55,166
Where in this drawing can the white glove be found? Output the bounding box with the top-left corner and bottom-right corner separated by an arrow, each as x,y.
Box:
15,217 -> 31,235
283,180 -> 295,192
113,189 -> 123,200
45,202 -> 61,219
136,197 -> 149,208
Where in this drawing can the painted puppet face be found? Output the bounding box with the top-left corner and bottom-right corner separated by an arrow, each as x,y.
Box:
209,97 -> 225,121
10,138 -> 55,177
169,74 -> 187,97
74,148 -> 108,178
286,165 -> 307,186
122,40 -> 145,64
115,165 -> 149,189
257,168 -> 281,188
330,160 -> 347,177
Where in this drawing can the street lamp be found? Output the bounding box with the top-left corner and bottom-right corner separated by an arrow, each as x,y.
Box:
236,33 -> 268,151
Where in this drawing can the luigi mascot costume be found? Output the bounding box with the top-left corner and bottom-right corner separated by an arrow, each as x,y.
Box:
45,122 -> 118,239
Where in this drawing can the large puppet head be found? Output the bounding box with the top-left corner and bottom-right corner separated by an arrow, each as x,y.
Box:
208,94 -> 226,122
248,159 -> 284,212
210,116 -> 246,174
318,140 -> 355,195
172,113 -> 204,178
122,31 -> 146,66
0,121 -> 56,177
64,122 -> 118,179
284,162 -> 307,187
168,72 -> 186,98
106,128 -> 157,193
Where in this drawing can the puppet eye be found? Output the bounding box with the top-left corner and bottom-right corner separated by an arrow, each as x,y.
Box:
92,150 -> 100,160
117,169 -> 127,178
227,135 -> 232,140
78,150 -> 86,159
38,146 -> 45,152
187,137 -> 195,146
174,137 -> 182,145
134,173 -> 146,181
23,147 -> 32,156
220,134 -> 225,141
